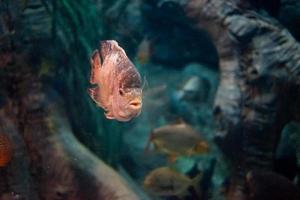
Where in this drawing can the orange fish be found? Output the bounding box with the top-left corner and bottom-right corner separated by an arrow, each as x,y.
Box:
136,39 -> 151,64
88,40 -> 143,122
0,133 -> 13,167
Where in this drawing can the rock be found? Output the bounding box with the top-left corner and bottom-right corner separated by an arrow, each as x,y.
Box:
246,170 -> 300,200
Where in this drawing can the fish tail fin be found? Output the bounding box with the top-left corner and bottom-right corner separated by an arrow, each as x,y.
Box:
142,75 -> 149,91
144,131 -> 154,155
90,50 -> 102,84
191,172 -> 203,198
195,140 -> 210,154
88,87 -> 96,101
167,154 -> 178,163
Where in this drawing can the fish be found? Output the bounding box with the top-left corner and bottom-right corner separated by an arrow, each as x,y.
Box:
88,40 -> 143,122
145,120 -> 209,162
246,170 -> 300,200
136,39 -> 151,65
173,76 -> 204,102
0,133 -> 13,167
143,166 -> 202,197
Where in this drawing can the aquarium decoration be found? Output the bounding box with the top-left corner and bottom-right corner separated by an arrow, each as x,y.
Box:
1,0 -> 300,200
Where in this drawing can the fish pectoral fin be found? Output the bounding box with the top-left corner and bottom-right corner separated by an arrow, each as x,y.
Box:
88,87 -> 104,107
90,50 -> 102,84
104,111 -> 115,119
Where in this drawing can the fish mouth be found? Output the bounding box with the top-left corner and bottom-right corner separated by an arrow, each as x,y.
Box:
129,100 -> 142,110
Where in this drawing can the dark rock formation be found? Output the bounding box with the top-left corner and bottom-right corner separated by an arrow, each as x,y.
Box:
0,0 -> 148,199
2,0 -> 300,199
0,54 -> 141,200
246,170 -> 300,200
184,0 -> 300,199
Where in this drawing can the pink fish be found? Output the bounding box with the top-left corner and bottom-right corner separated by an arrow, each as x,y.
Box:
88,40 -> 143,121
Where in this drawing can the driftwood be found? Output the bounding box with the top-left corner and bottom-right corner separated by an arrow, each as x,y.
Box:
0,0 -> 150,199
0,55 -> 140,200
184,0 -> 300,199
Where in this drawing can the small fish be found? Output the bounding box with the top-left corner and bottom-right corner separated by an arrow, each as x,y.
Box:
246,170 -> 300,200
145,120 -> 209,162
0,133 -> 13,167
136,39 -> 151,65
173,76 -> 202,102
143,166 -> 202,197
88,40 -> 143,122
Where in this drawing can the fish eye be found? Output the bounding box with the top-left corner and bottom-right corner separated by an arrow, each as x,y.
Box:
119,89 -> 125,96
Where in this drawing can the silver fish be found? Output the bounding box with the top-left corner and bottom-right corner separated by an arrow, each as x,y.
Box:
143,166 -> 202,197
88,40 -> 142,121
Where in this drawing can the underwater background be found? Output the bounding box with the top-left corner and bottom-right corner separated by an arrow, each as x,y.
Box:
1,0 -> 300,199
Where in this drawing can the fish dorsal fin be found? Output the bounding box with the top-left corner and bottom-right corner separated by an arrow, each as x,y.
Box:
171,118 -> 186,125
141,75 -> 149,91
90,50 -> 102,84
88,87 -> 105,108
